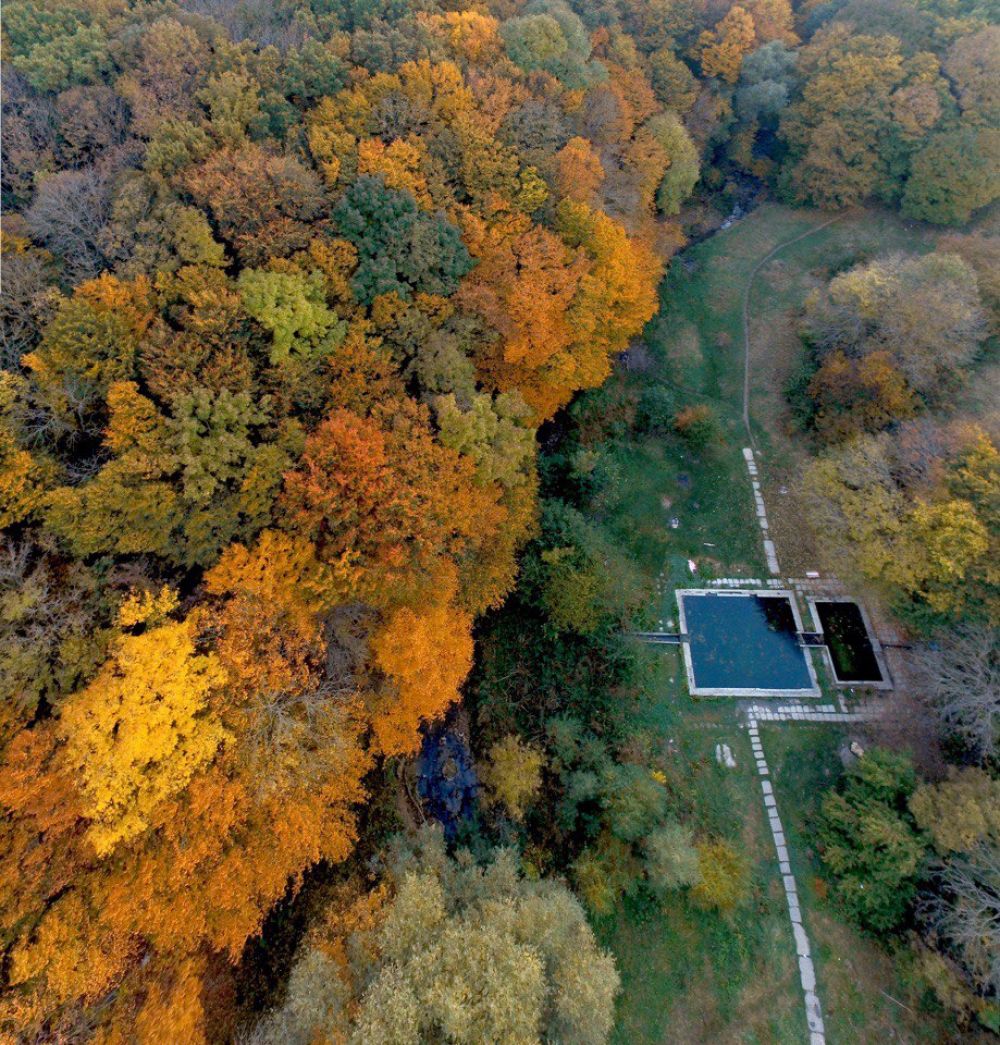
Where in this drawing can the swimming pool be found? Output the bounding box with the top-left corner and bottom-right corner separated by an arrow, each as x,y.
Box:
677,590 -> 820,697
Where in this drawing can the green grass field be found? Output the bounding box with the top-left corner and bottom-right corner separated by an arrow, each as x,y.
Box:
597,722 -> 807,1045
594,436 -> 765,581
646,203 -> 946,573
593,204 -> 966,1042
765,726 -> 967,1043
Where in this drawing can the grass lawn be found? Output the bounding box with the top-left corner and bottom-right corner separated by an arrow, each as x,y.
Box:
594,434 -> 765,582
645,203 -> 946,575
588,203 -> 963,1042
597,720 -> 806,1045
764,725 -> 968,1044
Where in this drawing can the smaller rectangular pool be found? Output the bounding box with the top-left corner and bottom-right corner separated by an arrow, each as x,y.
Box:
811,600 -> 890,687
677,590 -> 819,697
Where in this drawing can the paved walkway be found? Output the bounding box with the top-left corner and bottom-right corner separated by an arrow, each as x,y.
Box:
742,701 -> 881,724
742,698 -> 882,1045
747,716 -> 826,1044
743,447 -> 780,575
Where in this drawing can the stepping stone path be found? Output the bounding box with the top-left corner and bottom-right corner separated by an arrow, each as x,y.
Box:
702,577 -> 788,589
744,701 -> 882,724
742,448 -> 780,575
747,716 -> 826,1044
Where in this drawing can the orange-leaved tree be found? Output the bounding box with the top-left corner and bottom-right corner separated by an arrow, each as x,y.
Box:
280,400 -> 504,610
369,591 -> 475,757
458,208 -> 586,419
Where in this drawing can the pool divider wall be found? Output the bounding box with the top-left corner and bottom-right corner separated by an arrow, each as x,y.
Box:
805,596 -> 893,690
676,589 -> 822,698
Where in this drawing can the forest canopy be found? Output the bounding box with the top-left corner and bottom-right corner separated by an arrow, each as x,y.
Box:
0,0 -> 997,1040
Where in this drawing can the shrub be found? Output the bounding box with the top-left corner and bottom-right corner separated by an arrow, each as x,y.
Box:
910,768 -> 1000,855
690,840 -> 749,912
636,385 -> 678,434
599,763 -> 669,843
645,820 -> 701,894
573,834 -> 643,915
673,404 -> 719,449
481,734 -> 545,821
816,749 -> 929,933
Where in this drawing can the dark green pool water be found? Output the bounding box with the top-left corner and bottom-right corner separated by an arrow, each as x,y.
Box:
682,593 -> 814,691
814,601 -> 882,683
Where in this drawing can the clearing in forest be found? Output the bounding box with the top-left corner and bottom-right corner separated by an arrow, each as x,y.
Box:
597,203 -> 961,1044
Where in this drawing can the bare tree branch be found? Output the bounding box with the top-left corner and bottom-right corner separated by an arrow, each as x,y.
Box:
915,623 -> 1000,764
923,841 -> 1000,996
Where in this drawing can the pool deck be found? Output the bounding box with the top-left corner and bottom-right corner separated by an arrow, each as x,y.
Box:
676,588 -> 821,698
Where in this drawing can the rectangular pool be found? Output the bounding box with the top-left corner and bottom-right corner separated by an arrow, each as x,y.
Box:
811,600 -> 888,686
677,590 -> 819,697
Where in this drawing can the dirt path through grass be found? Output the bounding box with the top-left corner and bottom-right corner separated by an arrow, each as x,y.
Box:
740,212 -> 848,447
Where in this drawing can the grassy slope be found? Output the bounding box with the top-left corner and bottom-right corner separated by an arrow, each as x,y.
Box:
596,204 -> 961,1043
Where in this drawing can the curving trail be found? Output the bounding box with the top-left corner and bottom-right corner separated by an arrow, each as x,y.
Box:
740,211 -> 848,447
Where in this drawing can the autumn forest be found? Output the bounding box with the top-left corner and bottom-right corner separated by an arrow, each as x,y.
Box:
0,0 -> 997,1041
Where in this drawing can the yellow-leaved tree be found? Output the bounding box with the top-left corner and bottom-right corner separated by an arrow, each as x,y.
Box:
58,593 -> 230,854
696,7 -> 757,84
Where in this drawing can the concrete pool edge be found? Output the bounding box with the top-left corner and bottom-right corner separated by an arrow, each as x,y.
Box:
676,589 -> 822,698
805,596 -> 894,691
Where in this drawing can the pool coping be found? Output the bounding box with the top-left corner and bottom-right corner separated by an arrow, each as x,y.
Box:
805,596 -> 894,691
676,589 -> 822,698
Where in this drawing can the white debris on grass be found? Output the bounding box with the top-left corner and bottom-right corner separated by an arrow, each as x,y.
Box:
714,743 -> 737,768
